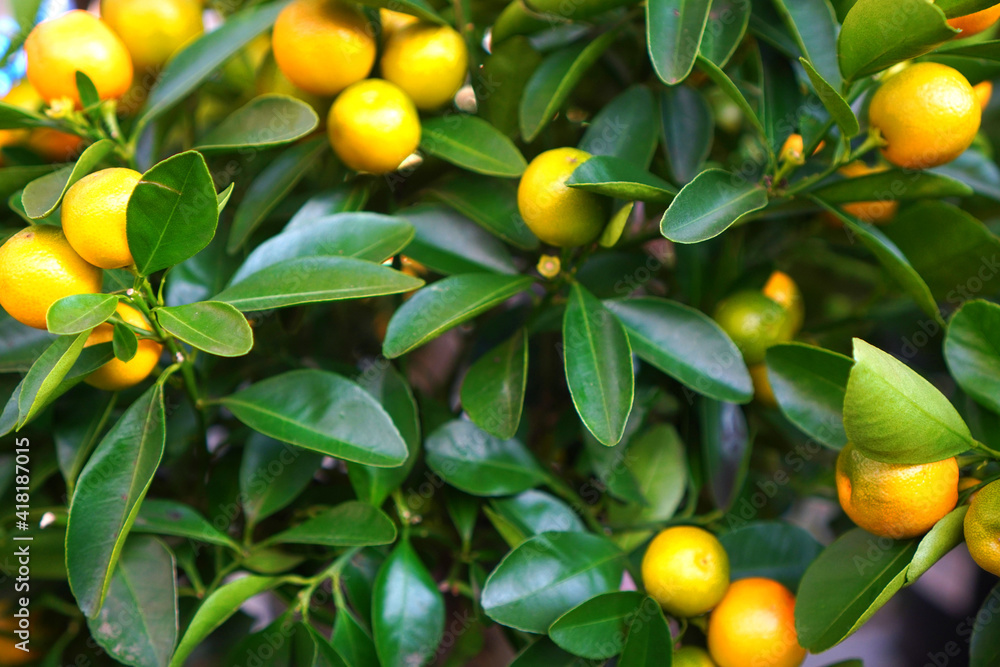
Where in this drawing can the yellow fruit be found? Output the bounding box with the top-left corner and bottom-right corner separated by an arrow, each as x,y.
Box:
674,646 -> 717,667
517,148 -> 608,247
778,134 -> 824,164
959,476 -> 983,493
327,79 -> 421,174
835,442 -> 958,539
641,526 -> 730,618
868,62 -> 980,169
965,480 -> 1000,576
380,8 -> 419,36
975,80 -> 993,111
762,270 -> 804,338
948,4 -> 1000,37
381,23 -> 468,110
713,290 -> 791,365
834,161 -> 899,225
255,50 -> 327,115
272,0 -> 376,96
62,168 -> 142,269
0,82 -> 85,162
25,10 -> 133,106
85,303 -> 163,391
707,578 -> 806,667
0,226 -> 103,330
750,364 -> 777,408
100,0 -> 203,70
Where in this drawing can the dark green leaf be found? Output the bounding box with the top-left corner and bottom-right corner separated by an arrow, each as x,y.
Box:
646,0 -> 711,84
660,168 -> 768,243
0,312 -> 54,373
761,45 -> 801,155
618,599 -> 673,667
112,322 -> 138,362
774,0 -> 841,89
195,94 -> 318,152
578,86 -> 659,167
510,639 -> 601,667
0,164 -> 64,202
566,155 -> 676,202
719,521 -> 823,591
699,398 -> 749,510
239,434 -> 323,523
931,149 -> 1000,201
461,329 -> 528,439
285,183 -> 371,227
700,0 -> 751,66
549,591 -> 644,659
0,100 -> 47,130
400,204 -> 517,275
766,343 -> 851,449
156,301 -> 253,357
660,85 -> 714,184
55,391 -> 116,489
354,0 -> 444,23
421,115 -> 527,177
606,424 -> 687,526
269,501 -> 397,547
21,139 -> 115,219
971,582 -> 1000,667
812,170 -> 971,203
45,293 -> 118,335
800,58 -> 860,138
17,332 -> 89,428
945,300 -> 1000,415
333,609 -> 379,667
695,54 -> 767,139
424,172 -> 539,249
134,499 -> 240,549
490,490 -> 586,536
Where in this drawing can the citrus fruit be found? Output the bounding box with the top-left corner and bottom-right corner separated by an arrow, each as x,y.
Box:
707,578 -> 806,667
835,442 -> 958,539
965,480 -> 1000,576
975,80 -> 993,110
641,526 -> 730,618
0,225 -> 103,330
0,81 -> 85,162
762,270 -> 804,338
380,8 -> 419,36
835,161 -> 899,225
85,303 -> 163,391
674,646 -> 716,667
517,148 -> 608,247
779,134 -> 823,164
959,476 -> 983,493
381,22 -> 469,110
868,62 -> 980,169
255,50 -> 327,114
62,167 -> 142,269
750,364 -> 777,408
25,10 -> 133,106
101,0 -> 204,70
713,290 -> 791,365
272,0 -> 376,96
948,4 -> 1000,37
327,79 -> 421,174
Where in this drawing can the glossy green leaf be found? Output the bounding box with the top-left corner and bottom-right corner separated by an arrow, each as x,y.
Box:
195,94 -> 318,152
112,322 -> 138,362
55,391 -> 116,490
766,343 -> 851,450
599,201 -> 634,248
239,434 -> 323,523
490,490 -> 586,536
646,0 -> 711,85
549,591 -> 644,659
774,0 -> 841,89
945,300 -> 1000,415
813,170 -> 971,203
461,329 -> 528,439
0,312 -> 54,373
46,293 -> 118,335
936,0 -> 1000,17
699,398 -> 749,510
660,85 -> 714,184
372,541 -> 445,667
931,149 -> 1000,202
133,498 -> 240,549
606,424 -> 687,526
719,521 -> 823,591
21,139 -> 115,219
699,0 -> 751,66
510,639 -> 601,667
0,99 -> 47,130
907,506 -> 968,583
578,86 -> 659,167
156,301 -> 253,357
479,35 -> 543,133
566,155 -> 676,202
285,183 -> 371,228
421,115 -> 527,177
971,582 -> 1000,667
268,501 -> 397,547
618,599 -> 673,667
695,54 -> 767,139
217,183 -> 234,213
400,204 -> 517,275
0,164 -> 64,202
661,168 -> 768,243
800,58 -> 860,138
760,45 -> 801,155
17,332 -> 89,428
424,172 -> 539,249
333,608 -> 379,667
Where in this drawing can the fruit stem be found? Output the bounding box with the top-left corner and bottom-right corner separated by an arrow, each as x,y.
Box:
972,439 -> 1000,459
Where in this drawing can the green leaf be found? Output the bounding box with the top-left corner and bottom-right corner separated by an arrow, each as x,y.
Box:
134,499 -> 240,549
372,541 -> 446,667
88,536 -> 177,667
812,170 -> 971,203
971,582 -> 1000,667
214,256 -> 424,312
227,137 -> 328,252
461,329 -> 528,439
566,155 -> 676,202
907,506 -> 968,583
760,45 -> 801,156
699,398 -> 749,509
20,139 -> 115,219
112,322 -> 138,362
195,94 -> 318,152
127,150 -> 219,276
425,172 -> 539,249
719,521 -> 823,591
845,338 -> 974,463
0,164 -> 65,202
564,284 -> 635,446
618,599 -> 673,667
217,183 -> 234,213
0,100 -> 47,130
599,201 -> 634,248
795,528 -> 918,652
286,183 -> 371,227
67,384 -> 166,617
169,576 -> 281,667
0,312 -> 54,373
220,369 -> 408,467
155,301 -> 253,357
268,501 -> 397,547
774,0 -> 841,90
606,424 -> 687,526
55,391 -> 117,490
400,204 -> 517,275
490,490 -> 586,536
800,58 -> 860,138
936,0 -> 1000,17
482,532 -> 625,633
945,300 -> 1000,415
549,591 -> 644,660
510,639 -> 601,667
695,54 -> 767,140
660,168 -> 768,243
239,434 -> 323,523
17,332 -> 89,428
520,30 -> 619,142
425,419 -> 547,496
660,85 -> 714,184
421,115 -> 527,177
578,86 -> 659,167
46,293 -> 118,335
333,609 -> 379,667
382,273 -> 534,358
838,0 -> 956,81
606,297 -> 753,403
931,149 -> 1000,202
765,343 -> 851,450
646,0 -> 711,85
479,34 -> 543,133
354,0 -> 444,23
699,0 -> 751,66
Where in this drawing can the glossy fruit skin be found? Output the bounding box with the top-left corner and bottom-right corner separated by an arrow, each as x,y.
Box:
762,270 -> 804,339
0,226 -> 103,330
964,480 -> 1000,576
948,4 -> 1000,37
255,50 -> 328,115
707,578 -> 806,667
101,0 -> 203,70
327,79 -> 421,174
85,303 -> 163,390
381,23 -> 468,110
380,8 -> 419,36
673,646 -> 717,667
836,442 -> 958,539
272,0 -> 376,96
835,161 -> 899,225
868,62 -> 980,169
713,290 -> 791,365
975,80 -> 993,111
62,168 -> 143,269
25,10 -> 133,106
641,526 -> 730,618
517,148 -> 607,247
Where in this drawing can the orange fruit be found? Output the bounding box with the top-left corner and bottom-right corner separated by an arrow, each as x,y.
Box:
713,290 -> 791,365
964,480 -> 1000,576
959,476 -> 983,493
778,134 -> 824,164
517,148 -> 608,247
835,442 -> 958,539
85,303 -> 163,390
0,81 -> 84,162
762,270 -> 803,338
255,50 -> 327,115
61,168 -> 142,269
25,10 -> 133,106
327,79 -> 421,174
868,62 -> 980,169
948,4 -> 1000,37
380,22 -> 468,110
272,0 -> 376,96
707,578 -> 806,667
380,8 -> 419,36
834,161 -> 899,225
0,226 -> 103,330
100,0 -> 204,70
975,80 -> 993,111
641,526 -> 730,618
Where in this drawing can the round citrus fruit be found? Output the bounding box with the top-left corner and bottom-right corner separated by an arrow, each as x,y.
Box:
641,526 -> 730,618
779,134 -> 824,164
964,480 -> 1000,576
707,578 -> 806,667
674,646 -> 717,667
868,62 -> 980,169
25,10 -> 133,106
948,4 -> 1000,37
975,80 -> 993,111
713,290 -> 791,365
0,225 -> 103,330
517,148 -> 608,247
272,0 -> 376,96
834,161 -> 899,225
85,303 -> 163,391
381,22 -> 468,110
380,8 -> 418,36
836,442 -> 958,539
0,81 -> 85,162
762,270 -> 804,338
255,50 -> 327,114
750,364 -> 777,408
62,167 -> 142,269
100,0 -> 204,70
328,79 -> 420,174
